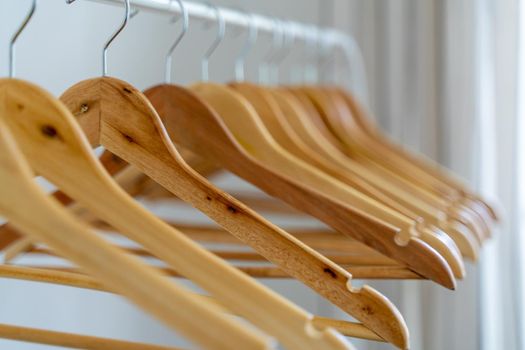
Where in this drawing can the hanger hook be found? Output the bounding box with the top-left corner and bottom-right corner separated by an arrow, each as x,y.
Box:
271,20 -> 294,84
67,0 -> 131,76
258,17 -> 283,85
303,26 -> 319,84
234,10 -> 258,82
165,0 -> 189,84
9,0 -> 37,78
201,3 -> 225,82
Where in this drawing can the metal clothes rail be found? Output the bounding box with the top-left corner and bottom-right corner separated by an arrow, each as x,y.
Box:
86,0 -> 369,102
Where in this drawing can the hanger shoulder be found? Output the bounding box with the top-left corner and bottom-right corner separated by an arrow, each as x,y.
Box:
301,86 -> 489,242
59,77 -> 357,350
273,89 -> 466,275
151,82 -> 454,293
324,87 -> 495,232
145,83 -> 410,348
0,111 -> 264,350
191,83 -> 458,285
229,83 -> 314,161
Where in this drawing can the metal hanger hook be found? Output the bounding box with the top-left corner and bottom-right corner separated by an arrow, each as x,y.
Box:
9,0 -> 37,78
303,26 -> 320,84
201,2 -> 225,82
234,10 -> 258,82
258,17 -> 283,85
271,20 -> 294,84
165,0 -> 189,84
67,0 -> 131,76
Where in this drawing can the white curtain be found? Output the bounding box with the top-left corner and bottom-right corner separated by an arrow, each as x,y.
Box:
327,1 -> 523,349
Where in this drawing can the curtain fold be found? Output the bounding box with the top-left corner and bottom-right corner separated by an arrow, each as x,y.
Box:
330,1 -> 522,349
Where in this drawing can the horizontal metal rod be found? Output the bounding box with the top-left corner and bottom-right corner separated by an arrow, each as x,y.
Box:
83,0 -> 369,102
88,0 -> 336,44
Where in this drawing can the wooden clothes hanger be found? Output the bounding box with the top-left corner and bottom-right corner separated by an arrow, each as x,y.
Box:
228,81 -> 465,279
57,74 -> 404,349
0,47 -> 356,350
1,6 -> 365,350
51,2 -> 409,346
0,112 -> 266,350
0,323 -> 180,350
183,15 -> 453,284
0,264 -> 382,344
293,86 -> 490,242
298,86 -> 492,239
2,154 -> 422,281
331,87 -> 498,224
261,85 -> 479,261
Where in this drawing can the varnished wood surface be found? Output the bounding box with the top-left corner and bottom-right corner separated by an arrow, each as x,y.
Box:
165,82 -> 453,290
143,82 -> 410,348
0,91 -> 267,350
59,77 -> 359,350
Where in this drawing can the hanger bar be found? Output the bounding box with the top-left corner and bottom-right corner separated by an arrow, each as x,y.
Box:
0,323 -> 180,350
21,246 -> 400,267
17,260 -> 421,280
0,265 -> 384,342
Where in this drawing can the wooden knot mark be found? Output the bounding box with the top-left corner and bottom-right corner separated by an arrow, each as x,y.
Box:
40,125 -> 63,141
323,268 -> 337,279
361,306 -> 374,315
123,134 -> 134,143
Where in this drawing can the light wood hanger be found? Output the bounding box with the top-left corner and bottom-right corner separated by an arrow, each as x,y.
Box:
295,86 -> 490,243
228,82 -> 465,277
180,81 -> 453,288
331,87 -> 498,225
0,113 -> 267,350
261,85 -> 479,261
282,89 -> 482,256
55,1 -> 406,343
0,264 -> 383,343
54,75 -> 407,349
0,151 -> 425,279
319,86 -> 494,238
0,323 -> 180,350
1,76 -> 360,350
324,87 -> 494,237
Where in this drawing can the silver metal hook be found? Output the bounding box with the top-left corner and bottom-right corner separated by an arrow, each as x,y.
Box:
67,0 -> 131,76
234,10 -> 258,82
303,26 -> 319,84
9,0 -> 37,78
201,3 -> 225,82
165,0 -> 189,84
258,17 -> 283,85
319,32 -> 335,84
271,20 -> 294,84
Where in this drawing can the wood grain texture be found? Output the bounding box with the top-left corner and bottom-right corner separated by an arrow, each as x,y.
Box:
267,87 -> 477,261
0,265 -> 384,342
176,82 -> 453,291
58,77 -> 358,350
0,323 -> 180,350
304,86 -> 492,240
0,92 -> 266,350
143,83 -> 411,348
228,83 -> 464,277
333,87 -> 498,223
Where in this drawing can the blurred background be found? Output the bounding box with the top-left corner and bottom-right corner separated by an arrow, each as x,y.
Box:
0,0 -> 522,349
